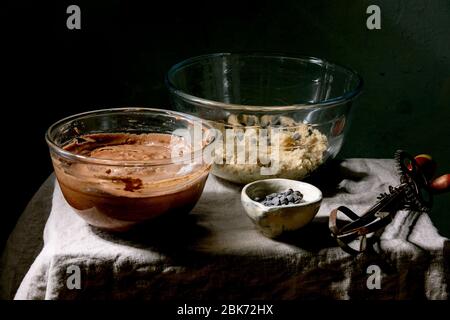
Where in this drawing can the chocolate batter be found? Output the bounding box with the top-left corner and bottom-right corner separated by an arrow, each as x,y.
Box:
51,133 -> 210,231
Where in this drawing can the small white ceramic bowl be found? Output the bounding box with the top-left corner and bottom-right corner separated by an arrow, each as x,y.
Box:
241,178 -> 322,238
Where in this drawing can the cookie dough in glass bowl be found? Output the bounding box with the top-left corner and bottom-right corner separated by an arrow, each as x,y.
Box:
167,53 -> 363,184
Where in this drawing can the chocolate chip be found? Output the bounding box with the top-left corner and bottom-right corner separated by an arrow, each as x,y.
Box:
294,190 -> 303,198
258,189 -> 304,206
271,198 -> 281,206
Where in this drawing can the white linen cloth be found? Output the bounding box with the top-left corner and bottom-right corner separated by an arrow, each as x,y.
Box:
1,159 -> 448,300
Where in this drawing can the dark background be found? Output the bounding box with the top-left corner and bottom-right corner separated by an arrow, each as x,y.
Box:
1,0 -> 449,250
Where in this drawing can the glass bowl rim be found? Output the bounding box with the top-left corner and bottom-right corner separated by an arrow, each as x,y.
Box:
166,52 -> 363,112
45,107 -> 216,167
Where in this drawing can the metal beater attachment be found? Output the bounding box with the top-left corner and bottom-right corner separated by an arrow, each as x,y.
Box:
329,150 -> 450,255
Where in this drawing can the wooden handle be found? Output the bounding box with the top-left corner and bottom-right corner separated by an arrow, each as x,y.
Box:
414,154 -> 437,180
430,174 -> 450,194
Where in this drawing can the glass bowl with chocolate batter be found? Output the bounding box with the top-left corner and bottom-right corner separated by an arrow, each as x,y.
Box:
46,108 -> 216,231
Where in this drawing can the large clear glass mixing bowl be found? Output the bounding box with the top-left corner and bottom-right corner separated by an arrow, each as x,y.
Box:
167,53 -> 363,184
